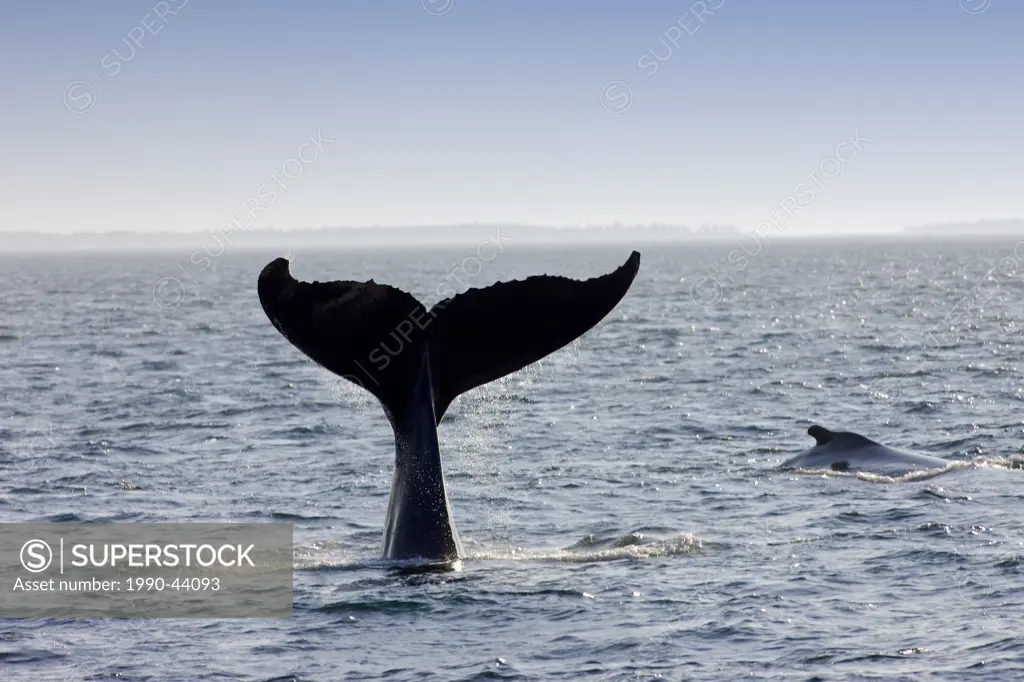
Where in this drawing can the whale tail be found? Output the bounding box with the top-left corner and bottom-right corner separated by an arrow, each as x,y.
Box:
257,251 -> 641,422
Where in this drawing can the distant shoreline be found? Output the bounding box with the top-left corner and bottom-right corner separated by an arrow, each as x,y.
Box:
1,221 -> 1023,252
903,219 -> 1024,235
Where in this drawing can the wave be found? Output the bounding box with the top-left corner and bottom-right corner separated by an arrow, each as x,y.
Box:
467,531 -> 701,563
782,455 -> 1024,483
292,532 -> 702,571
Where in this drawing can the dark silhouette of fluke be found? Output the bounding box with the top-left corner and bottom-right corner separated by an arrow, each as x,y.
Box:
257,251 -> 642,561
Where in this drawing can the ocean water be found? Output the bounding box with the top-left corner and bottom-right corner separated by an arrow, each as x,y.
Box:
1,238 -> 1023,681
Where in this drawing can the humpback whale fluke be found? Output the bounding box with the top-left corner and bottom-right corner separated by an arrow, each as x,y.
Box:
781,424 -> 950,477
257,251 -> 642,561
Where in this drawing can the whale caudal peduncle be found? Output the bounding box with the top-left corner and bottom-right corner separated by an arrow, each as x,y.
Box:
257,251 -> 642,561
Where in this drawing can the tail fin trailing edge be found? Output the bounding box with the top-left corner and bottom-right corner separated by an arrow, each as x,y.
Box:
427,251 -> 641,420
257,258 -> 430,415
257,251 -> 642,423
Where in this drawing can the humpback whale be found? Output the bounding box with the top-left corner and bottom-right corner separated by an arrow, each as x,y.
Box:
780,425 -> 950,476
257,251 -> 641,562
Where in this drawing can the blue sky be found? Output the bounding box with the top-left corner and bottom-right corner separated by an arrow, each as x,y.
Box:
1,0 -> 1020,234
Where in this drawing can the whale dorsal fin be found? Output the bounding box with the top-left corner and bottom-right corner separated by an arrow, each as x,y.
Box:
808,425 -> 881,448
808,425 -> 834,445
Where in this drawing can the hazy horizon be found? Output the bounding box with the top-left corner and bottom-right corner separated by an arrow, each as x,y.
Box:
5,216 -> 1024,236
4,220 -> 1024,255
3,1 -> 1021,236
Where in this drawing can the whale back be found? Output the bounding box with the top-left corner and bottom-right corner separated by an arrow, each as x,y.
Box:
783,424 -> 949,475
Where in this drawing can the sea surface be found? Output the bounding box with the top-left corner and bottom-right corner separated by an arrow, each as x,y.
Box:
1,238 -> 1023,681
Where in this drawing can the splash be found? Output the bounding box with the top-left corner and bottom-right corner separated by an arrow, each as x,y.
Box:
782,457 -> 1022,483
466,532 -> 702,563
293,532 -> 701,570
293,540 -> 372,571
